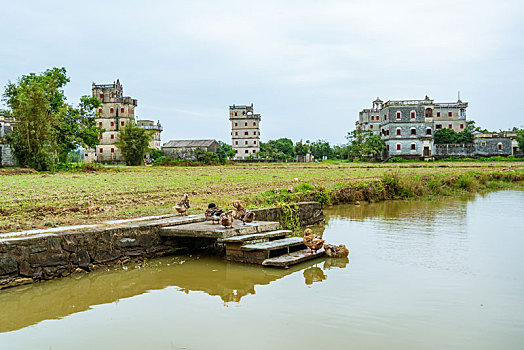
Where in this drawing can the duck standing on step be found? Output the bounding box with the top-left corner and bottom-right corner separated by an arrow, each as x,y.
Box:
303,228 -> 325,254
219,210 -> 235,229
173,194 -> 190,216
232,200 -> 255,225
324,244 -> 349,258
205,203 -> 223,224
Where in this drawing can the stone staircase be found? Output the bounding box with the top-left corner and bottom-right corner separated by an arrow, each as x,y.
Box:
160,221 -> 325,268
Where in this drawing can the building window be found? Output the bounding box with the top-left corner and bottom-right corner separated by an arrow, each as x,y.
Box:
121,121 -> 124,126
99,122 -> 102,127
436,124 -> 442,129
253,131 -> 256,135
245,150 -> 248,153
253,150 -> 256,153
235,150 -> 238,153
396,111 -> 401,119
426,128 -> 432,135
235,141 -> 238,145
254,140 -> 257,144
437,111 -> 440,117
244,131 -> 248,135
242,111 -> 246,115
448,111 -> 452,117
448,124 -> 452,129
100,134 -> 103,139
396,144 -> 401,151
99,148 -> 103,153
371,116 -> 374,121
110,134 -> 114,140
235,132 -> 238,136
498,143 -> 502,150
245,122 -> 247,126
370,125 -> 373,129
411,128 -> 416,135
111,148 -> 114,153
121,108 -> 124,114
460,124 -> 464,129
234,112 -> 237,116
384,115 -> 387,121
387,145 -> 390,151
410,111 -> 415,119
111,122 -> 114,127
99,94 -> 104,100
245,141 -> 248,145
110,108 -> 114,114
411,143 -> 416,150
396,128 -> 401,136
387,130 -> 390,136
98,108 -> 102,113
235,123 -> 238,126
253,122 -> 256,126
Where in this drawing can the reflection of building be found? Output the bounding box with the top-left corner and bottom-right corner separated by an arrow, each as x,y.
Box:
162,139 -> 220,160
230,104 -> 261,159
0,256 -> 324,333
136,120 -> 163,149
85,79 -> 138,164
0,110 -> 15,166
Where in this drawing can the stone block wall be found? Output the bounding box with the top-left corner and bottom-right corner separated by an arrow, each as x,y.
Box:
0,202 -> 324,289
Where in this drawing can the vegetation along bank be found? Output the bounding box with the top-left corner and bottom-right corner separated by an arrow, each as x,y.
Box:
0,162 -> 522,235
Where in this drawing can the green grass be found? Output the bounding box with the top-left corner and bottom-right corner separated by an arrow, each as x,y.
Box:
0,162 -> 522,233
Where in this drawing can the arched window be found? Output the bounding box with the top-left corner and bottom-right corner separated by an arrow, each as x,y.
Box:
396,128 -> 401,136
396,111 -> 401,119
396,143 -> 401,151
411,128 -> 416,135
410,111 -> 416,119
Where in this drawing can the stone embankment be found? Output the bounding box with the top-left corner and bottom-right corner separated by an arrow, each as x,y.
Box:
0,202 -> 323,289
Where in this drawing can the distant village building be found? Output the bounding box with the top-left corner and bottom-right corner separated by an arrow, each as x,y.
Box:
136,119 -> 163,149
0,110 -> 15,167
230,104 -> 261,159
357,96 -> 517,159
85,80 -> 162,163
162,139 -> 220,160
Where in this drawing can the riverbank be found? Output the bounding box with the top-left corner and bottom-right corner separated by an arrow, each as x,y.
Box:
0,202 -> 323,289
0,162 -> 522,234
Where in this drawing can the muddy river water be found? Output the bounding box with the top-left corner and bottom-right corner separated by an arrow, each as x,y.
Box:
1,190 -> 523,349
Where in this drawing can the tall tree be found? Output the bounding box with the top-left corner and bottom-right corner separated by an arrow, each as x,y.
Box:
3,67 -> 103,170
310,140 -> 333,160
116,123 -> 153,165
294,140 -> 310,156
362,135 -> 386,161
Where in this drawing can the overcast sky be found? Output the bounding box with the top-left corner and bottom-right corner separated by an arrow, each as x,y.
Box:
1,0 -> 523,145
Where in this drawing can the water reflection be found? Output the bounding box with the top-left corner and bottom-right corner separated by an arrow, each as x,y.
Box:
303,266 -> 327,285
323,257 -> 349,270
0,253 -> 331,333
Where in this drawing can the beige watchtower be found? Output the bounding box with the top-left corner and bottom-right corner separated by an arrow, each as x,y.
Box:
229,104 -> 261,159
85,79 -> 138,163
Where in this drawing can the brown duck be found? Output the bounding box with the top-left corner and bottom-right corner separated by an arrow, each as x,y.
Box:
232,200 -> 255,225
302,228 -> 325,254
219,210 -> 235,229
324,244 -> 349,258
173,194 -> 190,216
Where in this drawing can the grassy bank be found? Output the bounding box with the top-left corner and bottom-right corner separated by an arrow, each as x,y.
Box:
0,162 -> 522,234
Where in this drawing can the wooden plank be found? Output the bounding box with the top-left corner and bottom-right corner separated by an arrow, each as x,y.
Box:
262,248 -> 325,267
217,230 -> 291,243
241,237 -> 304,251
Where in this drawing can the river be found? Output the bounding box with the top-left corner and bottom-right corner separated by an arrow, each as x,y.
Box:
1,190 -> 523,349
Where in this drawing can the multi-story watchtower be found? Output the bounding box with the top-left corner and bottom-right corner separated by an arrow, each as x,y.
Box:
229,104 -> 261,159
85,79 -> 138,163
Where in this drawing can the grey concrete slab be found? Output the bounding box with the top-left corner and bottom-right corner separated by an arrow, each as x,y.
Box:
159,221 -> 280,239
262,248 -> 325,267
217,230 -> 291,243
241,237 -> 304,251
